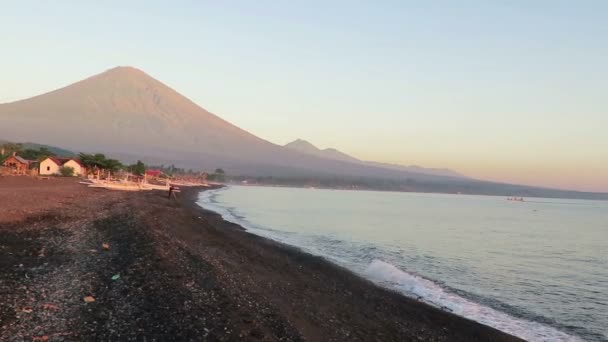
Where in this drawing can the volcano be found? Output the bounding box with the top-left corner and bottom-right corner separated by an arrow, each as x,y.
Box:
2,66 -> 606,199
0,66 -> 462,180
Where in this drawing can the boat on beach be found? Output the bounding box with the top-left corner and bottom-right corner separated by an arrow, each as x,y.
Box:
81,177 -> 208,191
140,183 -> 170,191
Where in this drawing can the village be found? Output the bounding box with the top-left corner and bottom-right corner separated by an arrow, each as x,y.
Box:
0,143 -> 212,191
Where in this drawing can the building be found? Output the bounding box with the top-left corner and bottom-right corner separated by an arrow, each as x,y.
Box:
62,159 -> 86,176
40,158 -> 63,175
1,155 -> 35,174
145,169 -> 162,178
39,157 -> 86,176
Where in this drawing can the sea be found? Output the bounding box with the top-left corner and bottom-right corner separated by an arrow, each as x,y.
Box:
197,185 -> 608,341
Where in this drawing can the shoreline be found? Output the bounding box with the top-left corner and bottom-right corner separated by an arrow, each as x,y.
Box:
197,186 -> 598,342
221,183 -> 608,204
0,177 -> 522,341
182,186 -> 523,341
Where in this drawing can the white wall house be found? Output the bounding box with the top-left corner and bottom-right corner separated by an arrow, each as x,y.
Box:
39,158 -> 86,176
39,158 -> 61,175
63,159 -> 85,176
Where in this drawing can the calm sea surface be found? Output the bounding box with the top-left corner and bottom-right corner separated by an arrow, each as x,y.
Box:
197,186 -> 608,341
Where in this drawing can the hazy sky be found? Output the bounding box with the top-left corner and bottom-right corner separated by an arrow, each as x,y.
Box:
1,1 -> 607,191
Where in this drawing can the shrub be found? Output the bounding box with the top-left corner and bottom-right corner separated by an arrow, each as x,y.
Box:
59,166 -> 75,177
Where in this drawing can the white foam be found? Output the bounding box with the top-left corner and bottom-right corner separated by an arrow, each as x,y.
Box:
197,188 -> 291,241
365,260 -> 581,342
197,188 -> 241,225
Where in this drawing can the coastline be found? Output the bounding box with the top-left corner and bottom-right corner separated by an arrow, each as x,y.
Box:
180,186 -> 524,341
0,177 -> 522,341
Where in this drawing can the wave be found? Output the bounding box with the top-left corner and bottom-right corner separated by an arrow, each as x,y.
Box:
197,188 -> 243,225
197,188 -> 582,342
197,188 -> 297,243
364,260 -> 580,342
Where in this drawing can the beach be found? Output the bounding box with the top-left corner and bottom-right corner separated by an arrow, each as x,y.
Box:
0,177 -> 521,341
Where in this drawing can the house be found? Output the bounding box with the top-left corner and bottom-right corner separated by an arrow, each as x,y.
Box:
40,158 -> 65,175
39,157 -> 86,176
62,159 -> 86,176
145,169 -> 162,178
2,154 -> 35,174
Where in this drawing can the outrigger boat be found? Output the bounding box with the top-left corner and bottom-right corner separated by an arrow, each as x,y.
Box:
80,173 -> 209,192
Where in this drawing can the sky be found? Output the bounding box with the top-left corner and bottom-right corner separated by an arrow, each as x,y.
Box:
1,1 -> 607,191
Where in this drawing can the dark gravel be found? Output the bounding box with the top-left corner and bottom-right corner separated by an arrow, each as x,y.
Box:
0,177 -> 523,341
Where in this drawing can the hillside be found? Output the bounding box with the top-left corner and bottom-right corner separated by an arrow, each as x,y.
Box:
284,139 -> 361,163
0,140 -> 76,157
284,139 -> 465,178
0,67 -> 462,181
0,66 -> 605,199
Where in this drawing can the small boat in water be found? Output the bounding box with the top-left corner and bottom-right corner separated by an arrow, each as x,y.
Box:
507,197 -> 525,202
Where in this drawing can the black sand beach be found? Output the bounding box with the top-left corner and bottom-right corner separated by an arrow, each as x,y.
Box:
0,177 -> 523,341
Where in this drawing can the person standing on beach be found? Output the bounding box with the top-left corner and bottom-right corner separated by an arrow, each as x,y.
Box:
168,185 -> 175,200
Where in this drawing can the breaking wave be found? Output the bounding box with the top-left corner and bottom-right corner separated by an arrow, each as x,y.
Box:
364,260 -> 580,341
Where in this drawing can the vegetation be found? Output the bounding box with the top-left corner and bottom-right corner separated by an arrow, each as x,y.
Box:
146,164 -> 202,177
0,143 -> 54,161
59,166 -> 75,177
207,168 -> 226,182
1,141 -> 75,162
79,153 -> 123,173
0,143 -> 21,161
1,140 -> 217,182
19,143 -> 75,157
18,147 -> 53,161
129,160 -> 146,176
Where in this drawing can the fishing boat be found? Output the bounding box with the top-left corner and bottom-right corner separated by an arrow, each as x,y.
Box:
507,197 -> 525,202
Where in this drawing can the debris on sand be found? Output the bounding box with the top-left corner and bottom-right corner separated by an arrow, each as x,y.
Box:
42,303 -> 59,310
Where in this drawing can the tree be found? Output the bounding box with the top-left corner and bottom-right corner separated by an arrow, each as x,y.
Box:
210,168 -> 226,182
18,147 -> 53,161
79,152 -> 124,177
130,160 -> 146,176
104,159 -> 123,173
93,153 -> 108,168
1,143 -> 23,161
59,166 -> 75,177
79,153 -> 104,169
37,147 -> 53,159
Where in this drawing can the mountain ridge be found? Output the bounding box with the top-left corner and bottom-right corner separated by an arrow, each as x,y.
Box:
0,67 -> 464,182
1,66 -> 605,198
0,66 -> 273,158
284,139 -> 465,178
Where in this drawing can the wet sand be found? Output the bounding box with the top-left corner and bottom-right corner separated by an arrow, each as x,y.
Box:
0,177 -> 522,341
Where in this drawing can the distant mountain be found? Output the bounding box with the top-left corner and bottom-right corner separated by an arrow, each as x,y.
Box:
0,66 -> 605,199
0,67 -> 461,183
0,67 -> 267,161
284,139 -> 465,178
363,161 -> 466,179
284,139 -> 360,163
0,140 -> 76,157
0,139 -> 76,158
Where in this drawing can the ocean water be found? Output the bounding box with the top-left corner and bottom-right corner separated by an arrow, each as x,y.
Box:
197,186 -> 608,341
